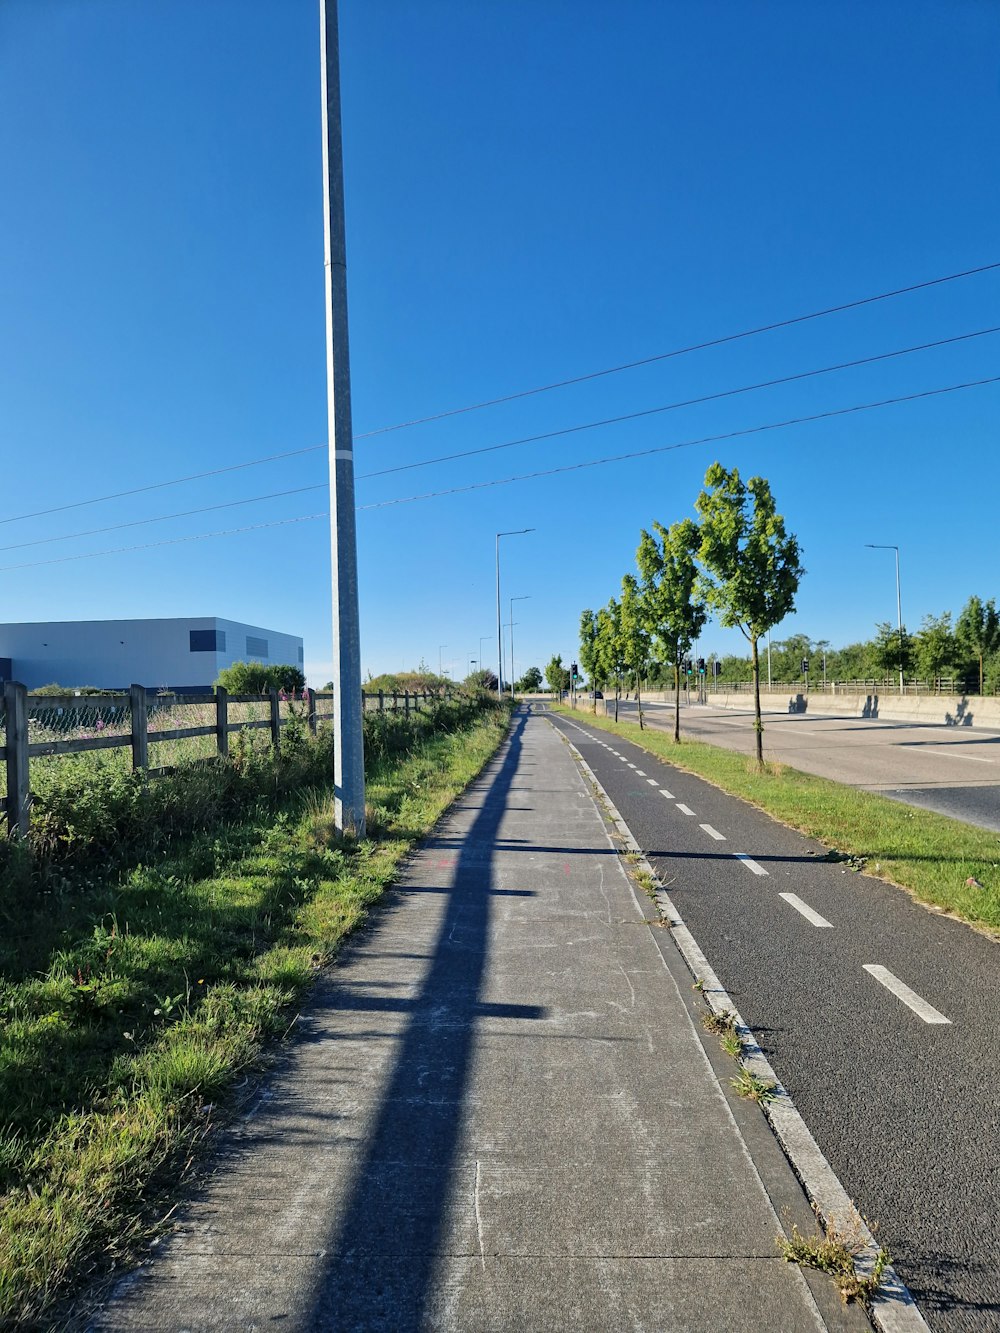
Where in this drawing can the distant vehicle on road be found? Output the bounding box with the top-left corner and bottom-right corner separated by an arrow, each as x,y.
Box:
589,690 -> 603,699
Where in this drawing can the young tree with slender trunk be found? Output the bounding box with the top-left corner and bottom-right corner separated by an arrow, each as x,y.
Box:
696,464 -> 803,768
620,574 -> 651,729
636,518 -> 707,743
579,609 -> 600,711
955,596 -> 1000,695
596,599 -> 627,722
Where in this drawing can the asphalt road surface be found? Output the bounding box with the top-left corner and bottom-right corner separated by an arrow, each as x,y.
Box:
610,699 -> 1000,833
543,706 -> 1000,1333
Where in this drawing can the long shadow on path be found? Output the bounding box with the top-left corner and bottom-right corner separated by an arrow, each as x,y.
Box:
306,712 -> 539,1330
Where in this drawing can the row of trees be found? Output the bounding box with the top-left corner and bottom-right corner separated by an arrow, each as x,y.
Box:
696,597 -> 1000,694
579,462 -> 803,766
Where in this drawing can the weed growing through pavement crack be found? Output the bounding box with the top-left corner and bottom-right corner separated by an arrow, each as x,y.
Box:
731,1067 -> 778,1104
778,1220 -> 890,1306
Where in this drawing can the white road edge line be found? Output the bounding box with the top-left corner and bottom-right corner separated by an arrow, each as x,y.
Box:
923,749 -> 992,763
699,823 -> 726,841
676,803 -> 696,816
734,853 -> 768,876
779,893 -> 833,928
863,965 -> 951,1025
554,725 -> 927,1333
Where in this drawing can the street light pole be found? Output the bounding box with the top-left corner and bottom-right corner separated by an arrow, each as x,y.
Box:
320,0 -> 364,836
496,529 -> 534,699
865,544 -> 904,695
509,595 -> 531,699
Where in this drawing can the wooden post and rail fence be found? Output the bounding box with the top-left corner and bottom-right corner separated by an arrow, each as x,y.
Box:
1,682 -> 449,839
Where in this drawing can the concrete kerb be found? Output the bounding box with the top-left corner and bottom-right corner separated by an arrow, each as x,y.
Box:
554,723 -> 929,1333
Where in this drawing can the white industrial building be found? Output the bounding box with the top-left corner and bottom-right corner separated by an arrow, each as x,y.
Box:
0,617 -> 304,693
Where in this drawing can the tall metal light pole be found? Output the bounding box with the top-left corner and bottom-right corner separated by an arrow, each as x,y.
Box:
509,595 -> 531,698
865,543 -> 904,695
496,529 -> 534,698
321,0 -> 364,835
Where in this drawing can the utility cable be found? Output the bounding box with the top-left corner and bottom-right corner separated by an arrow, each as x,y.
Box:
4,373 -> 996,569
0,483 -> 328,553
357,374 -> 1000,510
358,326 -> 1000,479
0,445 -> 325,528
3,260 -> 997,527
0,514 -> 329,573
354,259 -> 1000,438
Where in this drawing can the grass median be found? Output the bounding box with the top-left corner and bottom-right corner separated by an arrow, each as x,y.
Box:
0,700 -> 509,1327
553,704 -> 1000,932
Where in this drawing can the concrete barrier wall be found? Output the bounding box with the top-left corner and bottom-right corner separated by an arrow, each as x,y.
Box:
565,688 -> 1000,728
707,690 -> 1000,729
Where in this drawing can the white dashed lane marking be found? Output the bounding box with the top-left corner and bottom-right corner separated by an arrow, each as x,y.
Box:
779,893 -> 833,928
863,965 -> 951,1025
635,770 -> 647,776
659,788 -> 675,801
699,823 -> 726,841
734,853 -> 768,876
646,778 -> 658,787
676,804 -> 696,817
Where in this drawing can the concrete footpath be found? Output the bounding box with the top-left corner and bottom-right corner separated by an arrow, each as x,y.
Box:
85,709 -> 868,1332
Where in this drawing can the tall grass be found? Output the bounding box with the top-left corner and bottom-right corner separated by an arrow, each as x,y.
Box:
0,693 -> 510,1326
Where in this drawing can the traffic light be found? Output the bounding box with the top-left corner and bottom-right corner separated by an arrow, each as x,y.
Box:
801,658 -> 809,675
697,657 -> 706,674
571,663 -> 579,681
712,660 -> 721,678
683,659 -> 692,675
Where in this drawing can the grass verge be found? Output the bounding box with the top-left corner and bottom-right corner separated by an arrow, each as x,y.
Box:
553,705 -> 1000,931
0,703 -> 509,1327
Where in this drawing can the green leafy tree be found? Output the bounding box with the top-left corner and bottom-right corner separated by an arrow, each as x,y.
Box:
914,612 -> 957,686
515,665 -> 544,692
466,667 -> 499,691
545,654 -> 571,695
595,598 -> 628,721
955,596 -> 1000,694
216,661 -> 306,695
870,621 -> 913,683
695,463 -> 804,767
636,518 -> 707,742
619,574 -> 652,728
578,609 -> 601,708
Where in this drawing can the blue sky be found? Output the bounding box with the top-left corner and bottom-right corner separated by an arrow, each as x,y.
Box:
2,0 -> 998,685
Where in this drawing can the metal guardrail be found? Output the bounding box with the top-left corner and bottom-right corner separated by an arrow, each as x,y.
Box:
711,678 -> 989,696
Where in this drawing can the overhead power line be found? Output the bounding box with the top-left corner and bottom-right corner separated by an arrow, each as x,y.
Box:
5,373 -> 997,571
0,483 -> 328,553
357,374 -> 1000,511
358,326 -> 1000,480
2,259 -> 997,529
0,445 -> 325,528
0,514 -> 329,573
354,259 -> 1000,438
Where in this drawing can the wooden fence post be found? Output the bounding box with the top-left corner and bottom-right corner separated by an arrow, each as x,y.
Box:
4,681 -> 29,839
378,689 -> 384,713
129,684 -> 148,771
269,687 -> 281,750
404,689 -> 410,720
305,687 -> 317,735
216,686 -> 229,758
